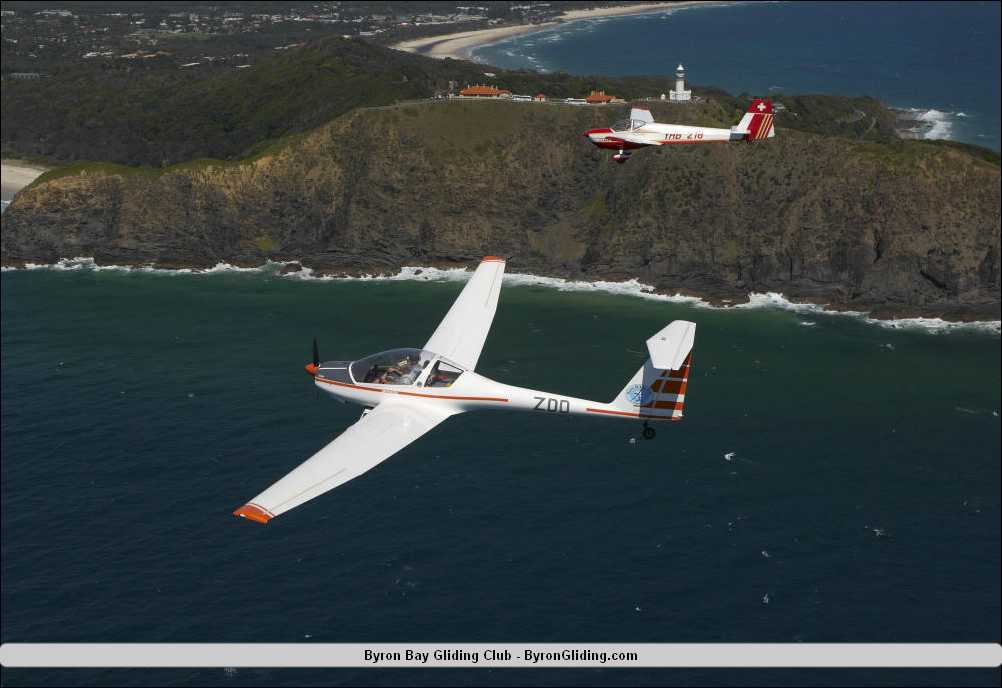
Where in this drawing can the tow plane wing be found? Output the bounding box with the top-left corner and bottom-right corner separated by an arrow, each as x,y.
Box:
234,401 -> 454,523
606,131 -> 660,147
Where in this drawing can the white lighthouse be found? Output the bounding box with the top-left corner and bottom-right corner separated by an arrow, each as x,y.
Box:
669,63 -> 692,103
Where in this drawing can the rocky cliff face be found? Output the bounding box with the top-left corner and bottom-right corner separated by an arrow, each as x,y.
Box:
3,99 -> 1000,319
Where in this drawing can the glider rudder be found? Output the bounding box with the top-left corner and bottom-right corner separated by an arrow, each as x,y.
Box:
610,321 -> 696,420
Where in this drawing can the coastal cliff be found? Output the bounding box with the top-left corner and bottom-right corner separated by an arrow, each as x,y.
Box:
3,99 -> 1000,319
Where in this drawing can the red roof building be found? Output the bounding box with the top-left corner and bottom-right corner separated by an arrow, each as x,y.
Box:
585,90 -> 617,104
459,84 -> 512,98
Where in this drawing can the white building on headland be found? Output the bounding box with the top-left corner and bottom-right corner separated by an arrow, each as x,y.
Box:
669,63 -> 692,102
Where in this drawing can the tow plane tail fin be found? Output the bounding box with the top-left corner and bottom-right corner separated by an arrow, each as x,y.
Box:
732,98 -> 776,140
610,321 -> 695,420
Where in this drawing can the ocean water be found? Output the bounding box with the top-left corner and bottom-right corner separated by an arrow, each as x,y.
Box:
2,265 -> 1000,685
473,1 -> 1001,151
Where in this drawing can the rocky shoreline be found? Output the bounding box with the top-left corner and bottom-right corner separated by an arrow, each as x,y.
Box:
891,106 -> 965,145
3,101 -> 999,325
4,255 -> 999,325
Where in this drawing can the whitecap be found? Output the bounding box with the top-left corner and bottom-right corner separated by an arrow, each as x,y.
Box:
16,256 -> 294,276
734,291 -> 999,334
915,108 -> 954,140
8,258 -> 999,335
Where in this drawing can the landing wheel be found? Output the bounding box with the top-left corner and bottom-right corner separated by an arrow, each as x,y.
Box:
642,423 -> 656,440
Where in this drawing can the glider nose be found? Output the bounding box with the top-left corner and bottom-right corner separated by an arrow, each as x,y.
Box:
305,363 -> 318,376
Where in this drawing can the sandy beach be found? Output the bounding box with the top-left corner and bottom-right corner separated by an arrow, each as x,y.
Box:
2,161 -> 48,201
392,2 -> 718,61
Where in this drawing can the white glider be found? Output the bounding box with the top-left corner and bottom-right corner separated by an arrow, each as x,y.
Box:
234,256 -> 695,524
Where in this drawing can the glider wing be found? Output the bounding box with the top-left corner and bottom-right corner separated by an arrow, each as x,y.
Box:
234,400 -> 453,523
423,256 -> 505,371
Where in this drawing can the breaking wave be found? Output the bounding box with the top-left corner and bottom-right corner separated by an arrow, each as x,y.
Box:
898,107 -> 968,142
14,256 -> 265,275
916,108 -> 955,140
5,258 -> 999,335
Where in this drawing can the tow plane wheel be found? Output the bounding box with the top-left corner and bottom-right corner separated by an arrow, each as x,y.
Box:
642,422 -> 656,440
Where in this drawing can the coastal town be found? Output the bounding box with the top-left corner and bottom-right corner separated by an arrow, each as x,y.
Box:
1,1 -> 664,76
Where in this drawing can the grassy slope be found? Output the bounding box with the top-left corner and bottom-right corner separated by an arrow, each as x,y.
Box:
23,90 -> 997,198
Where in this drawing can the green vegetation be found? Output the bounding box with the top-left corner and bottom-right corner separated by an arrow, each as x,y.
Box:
6,31 -> 996,175
2,35 -> 670,167
28,161 -> 156,187
920,139 -> 1001,166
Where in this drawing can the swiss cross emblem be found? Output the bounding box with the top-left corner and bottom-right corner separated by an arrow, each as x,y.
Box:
757,102 -> 767,111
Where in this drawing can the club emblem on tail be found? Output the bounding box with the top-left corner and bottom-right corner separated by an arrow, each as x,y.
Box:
626,384 -> 652,406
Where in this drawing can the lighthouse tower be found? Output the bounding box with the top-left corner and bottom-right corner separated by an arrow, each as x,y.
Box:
670,63 -> 692,103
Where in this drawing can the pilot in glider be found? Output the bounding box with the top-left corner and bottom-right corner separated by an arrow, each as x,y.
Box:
585,98 -> 776,162
234,257 -> 696,524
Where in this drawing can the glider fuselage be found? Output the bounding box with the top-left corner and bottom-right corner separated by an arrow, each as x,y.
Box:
310,354 -> 677,422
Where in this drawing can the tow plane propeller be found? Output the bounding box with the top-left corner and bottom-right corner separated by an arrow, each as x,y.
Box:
234,256 -> 695,524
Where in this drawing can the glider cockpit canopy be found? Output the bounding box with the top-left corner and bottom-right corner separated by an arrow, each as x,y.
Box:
348,348 -> 465,388
351,348 -> 433,385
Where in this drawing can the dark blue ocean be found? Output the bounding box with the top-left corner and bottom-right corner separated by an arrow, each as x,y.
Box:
2,265 -> 1000,686
473,1 -> 1001,151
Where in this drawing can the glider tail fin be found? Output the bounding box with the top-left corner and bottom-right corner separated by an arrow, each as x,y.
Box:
609,321 -> 695,420
733,98 -> 776,141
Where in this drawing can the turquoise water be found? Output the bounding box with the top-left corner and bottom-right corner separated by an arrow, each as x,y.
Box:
473,1 -> 1001,151
2,266 -> 1000,685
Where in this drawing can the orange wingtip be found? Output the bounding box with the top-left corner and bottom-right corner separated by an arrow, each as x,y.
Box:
233,504 -> 273,524
481,255 -> 505,262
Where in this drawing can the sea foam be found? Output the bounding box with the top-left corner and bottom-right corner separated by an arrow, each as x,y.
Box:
6,258 -> 999,335
899,107 -> 965,142
916,108 -> 955,140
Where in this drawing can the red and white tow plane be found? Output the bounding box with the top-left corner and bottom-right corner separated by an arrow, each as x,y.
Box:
234,257 -> 696,524
585,98 -> 776,162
